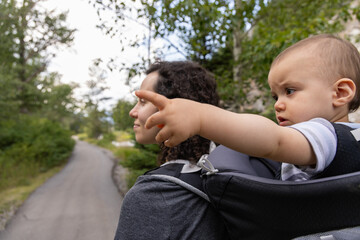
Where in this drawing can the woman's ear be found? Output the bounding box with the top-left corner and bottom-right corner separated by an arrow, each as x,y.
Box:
332,78 -> 356,107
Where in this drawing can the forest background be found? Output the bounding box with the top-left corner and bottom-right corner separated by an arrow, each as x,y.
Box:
1,0 -> 360,219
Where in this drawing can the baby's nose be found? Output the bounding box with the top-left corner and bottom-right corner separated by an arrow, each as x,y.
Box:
274,100 -> 285,112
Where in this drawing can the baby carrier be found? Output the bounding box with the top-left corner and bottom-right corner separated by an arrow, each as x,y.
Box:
145,123 -> 360,239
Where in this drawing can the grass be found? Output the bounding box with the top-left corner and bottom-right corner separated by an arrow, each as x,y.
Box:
114,146 -> 139,160
0,164 -> 64,231
114,131 -> 132,142
77,130 -> 133,153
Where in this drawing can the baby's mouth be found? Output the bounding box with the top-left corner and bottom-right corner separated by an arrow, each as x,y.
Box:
277,117 -> 288,126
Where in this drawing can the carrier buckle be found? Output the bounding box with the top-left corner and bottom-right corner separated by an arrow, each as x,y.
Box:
197,154 -> 219,175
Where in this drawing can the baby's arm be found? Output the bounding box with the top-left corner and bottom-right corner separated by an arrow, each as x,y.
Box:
136,90 -> 316,166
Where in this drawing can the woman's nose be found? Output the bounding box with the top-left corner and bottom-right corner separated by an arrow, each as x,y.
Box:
129,105 -> 138,118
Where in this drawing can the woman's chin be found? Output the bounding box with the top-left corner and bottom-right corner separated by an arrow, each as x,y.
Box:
136,137 -> 156,145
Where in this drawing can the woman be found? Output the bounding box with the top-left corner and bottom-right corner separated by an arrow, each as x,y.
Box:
114,61 -> 230,239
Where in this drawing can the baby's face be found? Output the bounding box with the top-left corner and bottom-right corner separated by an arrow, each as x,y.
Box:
268,50 -> 336,126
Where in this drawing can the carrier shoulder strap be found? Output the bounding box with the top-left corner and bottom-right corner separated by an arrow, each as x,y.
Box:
314,123 -> 360,179
205,145 -> 281,179
144,163 -> 210,201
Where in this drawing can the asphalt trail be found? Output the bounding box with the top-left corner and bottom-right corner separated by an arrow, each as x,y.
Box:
0,141 -> 123,240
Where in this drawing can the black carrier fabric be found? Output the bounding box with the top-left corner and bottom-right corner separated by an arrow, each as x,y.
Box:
314,123 -> 360,178
203,123 -> 360,240
204,169 -> 360,239
146,123 -> 360,240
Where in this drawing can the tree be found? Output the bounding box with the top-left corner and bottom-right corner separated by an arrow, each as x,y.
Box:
36,72 -> 78,127
218,0 -> 360,111
0,71 -> 20,119
113,99 -> 134,131
0,0 -> 75,114
82,61 -> 113,139
0,0 -> 77,195
91,0 -> 360,112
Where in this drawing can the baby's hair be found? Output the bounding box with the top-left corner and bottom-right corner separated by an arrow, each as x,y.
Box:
146,61 -> 219,164
272,34 -> 360,112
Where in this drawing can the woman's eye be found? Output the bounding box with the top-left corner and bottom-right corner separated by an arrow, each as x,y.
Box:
286,88 -> 295,95
272,95 -> 278,101
138,98 -> 146,105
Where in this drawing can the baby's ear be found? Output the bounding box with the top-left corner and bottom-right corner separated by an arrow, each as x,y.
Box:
332,78 -> 356,107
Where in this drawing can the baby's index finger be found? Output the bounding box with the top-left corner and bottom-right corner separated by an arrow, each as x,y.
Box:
135,90 -> 168,110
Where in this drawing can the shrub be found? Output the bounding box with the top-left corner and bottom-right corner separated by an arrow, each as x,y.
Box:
0,116 -> 75,191
117,143 -> 159,188
120,149 -> 157,170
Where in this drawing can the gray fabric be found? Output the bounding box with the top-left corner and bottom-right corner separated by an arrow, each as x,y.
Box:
293,226 -> 360,240
114,174 -> 230,240
151,174 -> 210,202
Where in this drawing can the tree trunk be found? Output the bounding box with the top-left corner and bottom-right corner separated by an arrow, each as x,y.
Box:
233,30 -> 242,86
232,0 -> 243,112
18,7 -> 28,113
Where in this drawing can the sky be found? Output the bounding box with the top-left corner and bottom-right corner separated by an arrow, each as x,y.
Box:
42,0 -> 148,110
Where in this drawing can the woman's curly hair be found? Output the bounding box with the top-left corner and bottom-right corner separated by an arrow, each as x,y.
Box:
146,61 -> 219,164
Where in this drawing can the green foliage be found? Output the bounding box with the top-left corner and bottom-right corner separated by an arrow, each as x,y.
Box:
91,0 -> 360,114
120,147 -> 157,170
0,116 -> 75,191
113,99 -> 135,131
205,0 -> 360,109
68,113 -> 86,134
240,0 -> 356,88
96,132 -> 116,149
82,61 -> 113,139
149,0 -> 233,63
0,0 -> 75,114
0,0 -> 79,205
0,72 -> 20,119
116,145 -> 155,187
114,130 -> 132,142
115,132 -> 159,187
84,109 -> 112,139
114,147 -> 138,161
36,73 -> 78,125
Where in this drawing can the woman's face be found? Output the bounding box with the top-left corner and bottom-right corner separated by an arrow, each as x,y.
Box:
129,71 -> 160,144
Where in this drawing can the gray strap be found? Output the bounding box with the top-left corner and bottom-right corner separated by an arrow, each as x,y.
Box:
320,235 -> 336,240
151,174 -> 210,202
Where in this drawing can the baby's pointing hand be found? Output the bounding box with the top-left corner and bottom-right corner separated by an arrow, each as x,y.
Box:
135,90 -> 201,147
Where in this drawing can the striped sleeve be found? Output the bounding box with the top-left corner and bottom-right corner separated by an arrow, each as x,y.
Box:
281,118 -> 337,181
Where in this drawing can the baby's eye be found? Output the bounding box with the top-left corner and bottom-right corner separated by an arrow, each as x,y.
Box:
272,94 -> 278,101
286,88 -> 295,95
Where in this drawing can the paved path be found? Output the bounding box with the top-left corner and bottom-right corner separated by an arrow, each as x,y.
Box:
0,141 -> 123,240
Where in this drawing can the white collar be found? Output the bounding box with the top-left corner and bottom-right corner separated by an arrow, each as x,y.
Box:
161,160 -> 201,173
